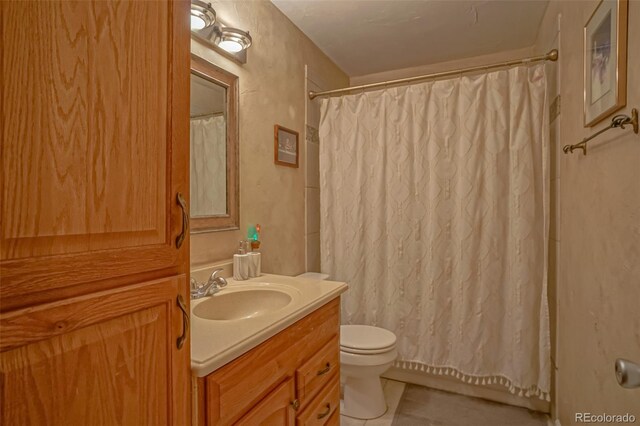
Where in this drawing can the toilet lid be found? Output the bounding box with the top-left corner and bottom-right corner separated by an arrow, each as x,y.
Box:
340,325 -> 396,352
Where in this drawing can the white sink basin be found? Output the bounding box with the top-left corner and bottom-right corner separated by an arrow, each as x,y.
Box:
192,288 -> 293,321
189,274 -> 348,377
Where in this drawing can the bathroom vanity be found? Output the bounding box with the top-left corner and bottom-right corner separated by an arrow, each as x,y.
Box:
190,273 -> 347,425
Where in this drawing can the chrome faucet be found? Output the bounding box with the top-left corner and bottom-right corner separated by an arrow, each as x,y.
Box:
191,268 -> 228,299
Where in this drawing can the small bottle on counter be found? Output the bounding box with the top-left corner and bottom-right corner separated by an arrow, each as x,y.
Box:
247,224 -> 261,278
248,251 -> 261,278
233,241 -> 249,280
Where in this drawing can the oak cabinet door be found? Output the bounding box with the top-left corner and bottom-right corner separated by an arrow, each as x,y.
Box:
0,276 -> 191,426
0,0 -> 190,311
234,379 -> 296,426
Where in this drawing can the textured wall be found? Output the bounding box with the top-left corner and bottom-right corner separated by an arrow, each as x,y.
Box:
189,1 -> 348,275
536,1 -> 640,422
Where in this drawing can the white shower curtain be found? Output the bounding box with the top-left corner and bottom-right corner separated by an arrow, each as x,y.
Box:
319,64 -> 550,399
190,115 -> 226,217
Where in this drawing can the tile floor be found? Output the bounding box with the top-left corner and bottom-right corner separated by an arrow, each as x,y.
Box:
340,379 -> 406,426
340,380 -> 549,426
391,384 -> 548,426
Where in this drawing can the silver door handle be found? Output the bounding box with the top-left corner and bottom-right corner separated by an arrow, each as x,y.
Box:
615,359 -> 640,389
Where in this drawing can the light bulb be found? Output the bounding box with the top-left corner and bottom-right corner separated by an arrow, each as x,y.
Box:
191,15 -> 206,30
218,40 -> 243,53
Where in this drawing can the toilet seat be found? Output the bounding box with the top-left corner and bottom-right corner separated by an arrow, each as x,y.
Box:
341,347 -> 398,367
340,325 -> 396,354
340,345 -> 395,355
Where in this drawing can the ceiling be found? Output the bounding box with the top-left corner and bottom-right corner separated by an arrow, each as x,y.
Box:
271,0 -> 549,76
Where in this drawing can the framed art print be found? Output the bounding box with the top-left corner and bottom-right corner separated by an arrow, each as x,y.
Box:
584,0 -> 628,127
274,125 -> 299,168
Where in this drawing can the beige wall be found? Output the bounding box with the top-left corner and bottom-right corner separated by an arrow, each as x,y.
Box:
189,0 -> 348,275
535,1 -> 640,423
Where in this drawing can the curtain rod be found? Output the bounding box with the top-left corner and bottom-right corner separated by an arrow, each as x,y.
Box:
309,49 -> 559,100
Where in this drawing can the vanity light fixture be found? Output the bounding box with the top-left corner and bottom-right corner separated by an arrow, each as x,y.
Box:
217,28 -> 252,53
190,3 -> 253,60
191,0 -> 216,31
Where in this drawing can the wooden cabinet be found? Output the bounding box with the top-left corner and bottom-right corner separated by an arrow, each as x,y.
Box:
0,0 -> 191,425
195,298 -> 341,426
235,379 -> 296,426
0,276 -> 190,425
0,0 -> 190,312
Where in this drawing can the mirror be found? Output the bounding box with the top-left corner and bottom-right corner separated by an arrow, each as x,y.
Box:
190,54 -> 239,232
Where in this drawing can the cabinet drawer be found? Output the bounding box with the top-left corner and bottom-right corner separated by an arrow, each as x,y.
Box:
295,376 -> 340,426
235,378 -> 295,426
296,334 -> 339,407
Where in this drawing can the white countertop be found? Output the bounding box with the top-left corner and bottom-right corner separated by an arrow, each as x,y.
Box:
190,273 -> 347,377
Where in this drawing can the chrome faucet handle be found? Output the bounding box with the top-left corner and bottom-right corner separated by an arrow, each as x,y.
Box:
190,277 -> 204,299
210,269 -> 228,287
190,277 -> 200,290
208,268 -> 224,283
215,276 -> 228,288
190,269 -> 228,299
205,268 -> 227,294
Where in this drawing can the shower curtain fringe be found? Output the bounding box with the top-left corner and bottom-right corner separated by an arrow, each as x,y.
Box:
395,360 -> 550,401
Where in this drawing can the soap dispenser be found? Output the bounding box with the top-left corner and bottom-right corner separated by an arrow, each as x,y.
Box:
247,224 -> 261,278
233,241 -> 249,280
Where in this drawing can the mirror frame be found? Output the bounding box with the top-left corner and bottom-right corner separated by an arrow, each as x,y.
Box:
190,54 -> 239,232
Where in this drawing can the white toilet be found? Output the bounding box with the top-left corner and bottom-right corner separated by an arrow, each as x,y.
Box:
296,273 -> 398,420
340,325 -> 397,419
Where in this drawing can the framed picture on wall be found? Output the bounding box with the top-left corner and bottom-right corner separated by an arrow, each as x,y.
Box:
274,125 -> 299,168
584,0 -> 628,127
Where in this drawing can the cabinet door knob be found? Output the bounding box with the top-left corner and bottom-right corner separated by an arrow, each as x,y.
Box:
176,192 -> 189,249
290,399 -> 300,411
317,362 -> 331,376
176,294 -> 189,349
317,403 -> 331,419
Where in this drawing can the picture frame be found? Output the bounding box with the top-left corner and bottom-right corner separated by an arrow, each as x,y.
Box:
274,125 -> 299,168
583,0 -> 628,127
